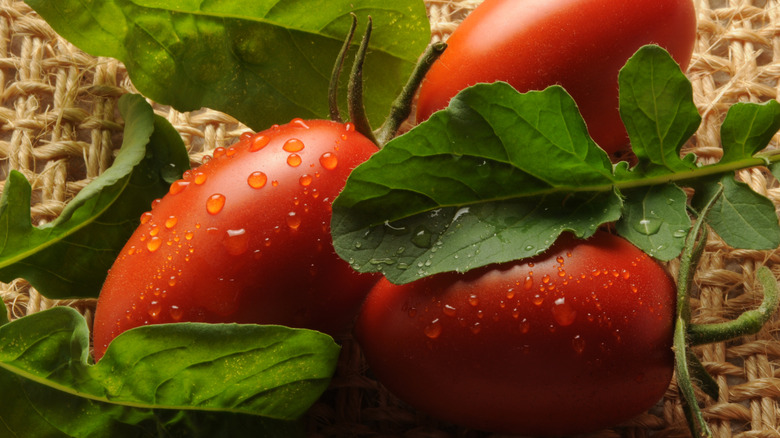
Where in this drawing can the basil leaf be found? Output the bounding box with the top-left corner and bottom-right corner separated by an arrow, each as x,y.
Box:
0,307 -> 337,436
26,0 -> 430,130
0,94 -> 189,299
618,45 -> 700,175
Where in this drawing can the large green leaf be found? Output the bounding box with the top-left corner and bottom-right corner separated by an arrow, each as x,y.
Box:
0,306 -> 336,437
332,46 -> 780,284
0,94 -> 189,299
26,0 -> 430,130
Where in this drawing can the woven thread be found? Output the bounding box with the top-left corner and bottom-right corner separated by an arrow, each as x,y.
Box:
1,0 -> 779,436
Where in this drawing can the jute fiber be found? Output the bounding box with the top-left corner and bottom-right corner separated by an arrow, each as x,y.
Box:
1,0 -> 779,436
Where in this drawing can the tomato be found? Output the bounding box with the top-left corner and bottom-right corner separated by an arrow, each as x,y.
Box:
354,231 -> 676,436
92,119 -> 378,360
415,0 -> 697,155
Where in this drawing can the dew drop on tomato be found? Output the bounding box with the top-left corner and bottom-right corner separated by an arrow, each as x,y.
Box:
223,228 -> 249,255
148,301 -> 162,318
467,294 -> 479,307
140,211 -> 153,224
299,174 -> 313,187
523,275 -> 534,290
206,194 -> 226,214
147,236 -> 162,252
164,216 -> 178,229
345,122 -> 355,132
532,294 -> 544,306
552,298 -> 577,326
290,118 -> 309,129
247,171 -> 267,189
442,304 -> 457,317
226,146 -> 238,157
572,335 -> 586,354
250,135 -> 270,152
424,319 -> 442,339
213,147 -> 226,158
319,152 -> 338,170
286,212 -> 302,230
194,171 -> 208,185
239,132 -> 253,141
287,153 -> 302,167
283,138 -> 305,152
169,180 -> 189,195
169,305 -> 183,321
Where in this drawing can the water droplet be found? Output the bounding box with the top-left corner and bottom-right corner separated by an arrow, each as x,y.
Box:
286,212 -> 302,230
168,276 -> 177,287
250,135 -> 270,152
165,216 -> 178,229
523,276 -> 534,290
185,231 -> 194,240
345,122 -> 355,131
169,180 -> 189,195
532,294 -> 544,306
572,335 -> 586,354
170,305 -> 183,321
519,318 -> 530,333
673,229 -> 687,238
320,152 -> 338,170
424,319 -> 442,339
226,146 -> 238,157
287,153 -> 302,167
552,298 -> 576,326
290,118 -> 309,129
213,147 -> 226,158
247,171 -> 268,189
468,294 -> 479,307
223,228 -> 249,255
283,138 -> 305,152
411,226 -> 433,248
140,212 -> 153,224
193,171 -> 208,185
240,132 -> 253,141
442,304 -> 457,317
633,217 -> 663,235
299,174 -> 313,187
147,236 -> 162,252
470,322 -> 482,334
148,301 -> 162,318
206,194 -> 226,214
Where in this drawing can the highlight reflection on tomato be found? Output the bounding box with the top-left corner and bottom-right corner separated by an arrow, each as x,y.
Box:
355,231 -> 676,436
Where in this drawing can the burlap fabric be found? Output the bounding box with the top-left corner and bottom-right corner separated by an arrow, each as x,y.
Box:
1,0 -> 779,436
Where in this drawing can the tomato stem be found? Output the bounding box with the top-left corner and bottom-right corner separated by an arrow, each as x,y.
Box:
348,16 -> 379,145
329,14 -> 358,123
374,42 -> 447,146
687,266 -> 779,345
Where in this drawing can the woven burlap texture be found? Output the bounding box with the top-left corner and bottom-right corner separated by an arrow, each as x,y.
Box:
1,0 -> 779,437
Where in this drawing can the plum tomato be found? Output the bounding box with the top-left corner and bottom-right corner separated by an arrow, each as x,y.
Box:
354,231 -> 676,436
415,0 -> 697,155
92,119 -> 378,361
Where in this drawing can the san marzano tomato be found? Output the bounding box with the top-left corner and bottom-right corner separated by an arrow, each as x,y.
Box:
355,231 -> 676,436
93,119 -> 378,360
416,0 -> 697,155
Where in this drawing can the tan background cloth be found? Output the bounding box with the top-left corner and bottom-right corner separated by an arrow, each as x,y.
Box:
1,0 -> 779,436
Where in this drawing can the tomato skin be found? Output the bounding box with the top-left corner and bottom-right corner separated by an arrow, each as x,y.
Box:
93,119 -> 378,360
355,232 -> 676,436
416,0 -> 697,155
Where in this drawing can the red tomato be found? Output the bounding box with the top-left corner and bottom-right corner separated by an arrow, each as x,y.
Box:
93,119 -> 378,360
416,0 -> 697,155
354,231 -> 676,436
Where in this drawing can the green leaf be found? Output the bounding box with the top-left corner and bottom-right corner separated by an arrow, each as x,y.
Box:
26,0 -> 430,130
618,45 -> 700,174
335,191 -> 622,283
0,300 -> 7,326
615,184 -> 691,260
0,94 -> 189,299
0,307 -> 336,436
720,100 -> 780,164
693,176 -> 780,250
332,83 -> 620,284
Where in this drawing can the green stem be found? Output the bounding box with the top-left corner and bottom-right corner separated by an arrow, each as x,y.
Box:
328,14 -> 358,123
348,16 -> 378,145
374,42 -> 447,146
672,186 -> 722,438
688,266 -> 779,345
